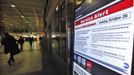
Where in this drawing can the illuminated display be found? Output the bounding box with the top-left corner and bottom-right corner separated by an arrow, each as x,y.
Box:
73,0 -> 134,75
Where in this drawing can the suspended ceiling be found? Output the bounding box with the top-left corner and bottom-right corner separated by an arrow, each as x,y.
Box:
1,0 -> 46,32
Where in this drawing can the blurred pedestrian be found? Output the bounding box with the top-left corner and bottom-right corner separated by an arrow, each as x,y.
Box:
1,33 -> 19,66
40,37 -> 45,48
18,36 -> 24,51
39,36 -> 43,41
28,37 -> 34,47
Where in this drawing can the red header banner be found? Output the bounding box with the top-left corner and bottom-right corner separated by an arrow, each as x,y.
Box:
75,0 -> 133,26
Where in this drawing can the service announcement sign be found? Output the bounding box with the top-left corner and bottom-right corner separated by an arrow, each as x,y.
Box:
73,0 -> 134,75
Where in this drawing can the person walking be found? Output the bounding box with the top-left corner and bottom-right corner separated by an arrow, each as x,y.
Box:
18,36 -> 24,51
1,33 -> 18,65
28,37 -> 34,47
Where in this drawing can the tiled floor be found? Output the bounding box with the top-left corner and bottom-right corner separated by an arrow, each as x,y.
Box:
0,41 -> 58,75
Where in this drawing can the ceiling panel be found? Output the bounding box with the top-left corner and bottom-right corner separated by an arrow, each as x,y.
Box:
1,0 -> 46,32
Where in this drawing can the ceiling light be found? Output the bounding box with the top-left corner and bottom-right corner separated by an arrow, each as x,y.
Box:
56,6 -> 59,11
21,15 -> 24,18
88,0 -> 92,3
76,1 -> 82,5
11,5 -> 16,7
26,21 -> 29,23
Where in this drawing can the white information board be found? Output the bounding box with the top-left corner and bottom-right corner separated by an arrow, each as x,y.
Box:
73,0 -> 134,75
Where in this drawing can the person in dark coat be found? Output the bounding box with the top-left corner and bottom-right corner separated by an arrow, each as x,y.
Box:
18,36 -> 24,51
1,33 -> 17,65
28,37 -> 34,47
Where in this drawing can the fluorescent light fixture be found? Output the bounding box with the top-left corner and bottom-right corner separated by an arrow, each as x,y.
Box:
56,6 -> 59,11
52,35 -> 56,38
76,1 -> 82,5
21,15 -> 24,18
76,0 -> 83,5
11,5 -> 16,7
88,0 -> 92,3
26,21 -> 29,23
